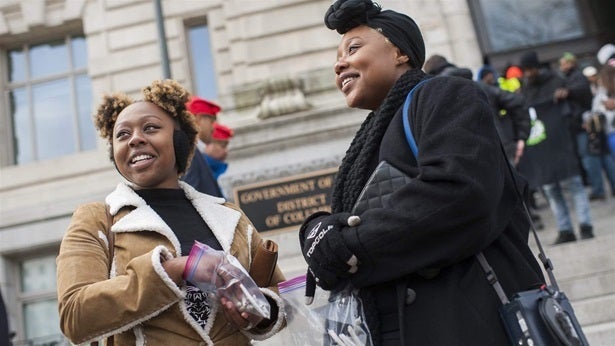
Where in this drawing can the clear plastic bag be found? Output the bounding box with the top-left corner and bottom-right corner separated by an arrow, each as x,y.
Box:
273,274 -> 372,346
183,241 -> 271,319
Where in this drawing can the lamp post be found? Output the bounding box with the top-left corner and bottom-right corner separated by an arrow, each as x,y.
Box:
154,0 -> 171,79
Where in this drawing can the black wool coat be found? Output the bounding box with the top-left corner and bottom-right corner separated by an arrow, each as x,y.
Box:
562,66 -> 593,133
517,70 -> 580,187
340,76 -> 545,345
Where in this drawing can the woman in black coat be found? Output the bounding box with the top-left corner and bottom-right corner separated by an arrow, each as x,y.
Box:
298,1 -> 545,345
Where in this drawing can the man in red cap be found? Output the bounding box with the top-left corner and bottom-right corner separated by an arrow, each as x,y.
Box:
181,96 -> 224,197
204,123 -> 234,180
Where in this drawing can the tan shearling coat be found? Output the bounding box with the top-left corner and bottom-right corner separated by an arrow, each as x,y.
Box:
56,182 -> 285,346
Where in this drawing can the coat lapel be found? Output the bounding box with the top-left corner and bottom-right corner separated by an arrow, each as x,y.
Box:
105,182 -> 241,255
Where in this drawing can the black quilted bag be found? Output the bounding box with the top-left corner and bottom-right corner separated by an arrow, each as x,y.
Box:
351,160 -> 412,214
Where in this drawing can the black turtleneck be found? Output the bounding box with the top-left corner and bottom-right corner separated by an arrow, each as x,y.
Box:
135,188 -> 222,255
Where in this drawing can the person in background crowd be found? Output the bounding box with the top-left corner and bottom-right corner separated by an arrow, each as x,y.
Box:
592,43 -> 615,162
182,97 -> 224,197
517,51 -> 594,244
558,52 -> 607,201
478,63 -> 543,227
595,44 -> 615,156
583,65 -> 599,95
298,1 -> 545,344
595,44 -> 615,155
597,43 -> 615,67
594,63 -> 615,163
499,62 -> 546,214
204,123 -> 234,180
0,290 -> 10,346
476,62 -> 497,83
476,65 -> 530,165
580,62 -> 615,200
56,79 -> 285,345
423,54 -> 473,80
499,65 -> 523,93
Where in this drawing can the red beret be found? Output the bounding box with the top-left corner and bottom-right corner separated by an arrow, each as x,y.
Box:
186,96 -> 221,117
212,123 -> 234,140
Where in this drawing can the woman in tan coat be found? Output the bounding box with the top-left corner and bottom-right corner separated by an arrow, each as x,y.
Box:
56,80 -> 285,345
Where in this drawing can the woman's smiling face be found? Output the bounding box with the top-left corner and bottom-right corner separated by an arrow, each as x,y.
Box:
334,25 -> 410,111
112,101 -> 180,189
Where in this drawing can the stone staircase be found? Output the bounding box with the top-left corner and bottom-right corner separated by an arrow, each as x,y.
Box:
533,233 -> 615,345
530,196 -> 615,345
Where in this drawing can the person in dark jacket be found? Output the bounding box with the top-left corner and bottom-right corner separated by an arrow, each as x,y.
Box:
558,52 -> 603,199
181,96 -> 224,197
423,54 -> 473,80
477,66 -> 545,230
517,51 -> 594,244
297,1 -> 545,345
476,66 -> 530,164
0,290 -> 10,346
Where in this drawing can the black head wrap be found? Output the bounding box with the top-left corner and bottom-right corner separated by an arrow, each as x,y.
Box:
324,0 -> 425,69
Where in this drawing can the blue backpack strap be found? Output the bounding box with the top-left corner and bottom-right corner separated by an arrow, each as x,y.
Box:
402,79 -> 430,158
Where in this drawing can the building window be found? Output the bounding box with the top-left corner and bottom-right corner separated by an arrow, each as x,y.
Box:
17,254 -> 66,345
6,35 -> 94,165
187,22 -> 218,100
470,0 -> 585,53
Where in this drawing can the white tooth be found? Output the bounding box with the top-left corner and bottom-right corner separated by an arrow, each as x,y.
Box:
132,154 -> 152,163
342,77 -> 354,88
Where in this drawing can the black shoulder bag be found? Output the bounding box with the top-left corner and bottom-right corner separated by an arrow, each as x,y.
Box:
354,80 -> 589,346
473,165 -> 589,346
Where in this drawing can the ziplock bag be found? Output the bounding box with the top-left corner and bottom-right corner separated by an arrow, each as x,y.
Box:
183,240 -> 271,319
276,274 -> 372,346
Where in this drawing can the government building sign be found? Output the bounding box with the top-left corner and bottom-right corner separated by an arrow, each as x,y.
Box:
233,168 -> 337,233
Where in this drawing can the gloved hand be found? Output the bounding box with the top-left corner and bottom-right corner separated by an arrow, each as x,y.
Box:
299,212 -> 360,293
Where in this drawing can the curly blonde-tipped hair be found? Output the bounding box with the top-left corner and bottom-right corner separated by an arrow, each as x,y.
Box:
93,79 -> 198,174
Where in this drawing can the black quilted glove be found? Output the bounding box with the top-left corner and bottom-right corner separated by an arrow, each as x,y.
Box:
299,212 -> 360,291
